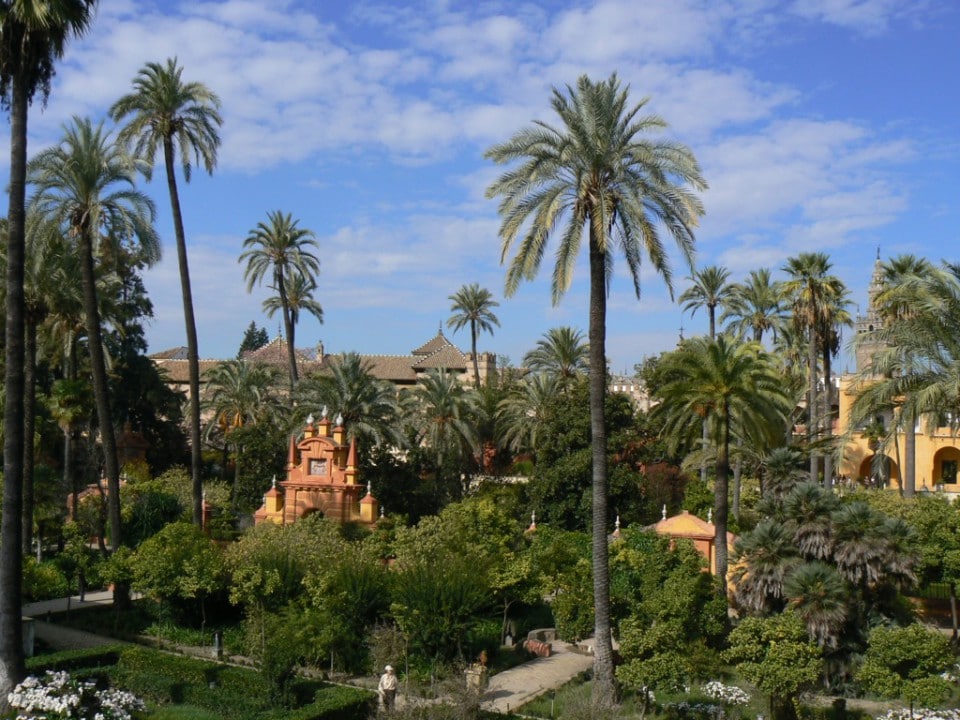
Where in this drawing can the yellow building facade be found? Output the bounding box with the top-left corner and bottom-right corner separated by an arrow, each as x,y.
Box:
837,258 -> 960,493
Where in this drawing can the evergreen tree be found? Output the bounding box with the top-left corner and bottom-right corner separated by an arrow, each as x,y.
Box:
238,321 -> 269,358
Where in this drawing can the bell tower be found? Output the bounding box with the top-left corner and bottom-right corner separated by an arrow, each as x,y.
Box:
854,251 -> 886,376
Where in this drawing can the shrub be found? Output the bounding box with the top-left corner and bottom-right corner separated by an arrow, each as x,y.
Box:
23,556 -> 71,601
7,670 -> 145,720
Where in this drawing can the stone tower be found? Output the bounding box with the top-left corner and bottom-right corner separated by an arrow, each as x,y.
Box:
853,252 -> 886,376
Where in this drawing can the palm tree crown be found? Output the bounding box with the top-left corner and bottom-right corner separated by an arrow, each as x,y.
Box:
485,73 -> 706,706
523,326 -> 589,383
447,283 -> 500,388
240,211 -> 320,392
679,265 -> 732,339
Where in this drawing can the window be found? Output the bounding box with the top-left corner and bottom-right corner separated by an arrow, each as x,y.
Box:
943,460 -> 958,485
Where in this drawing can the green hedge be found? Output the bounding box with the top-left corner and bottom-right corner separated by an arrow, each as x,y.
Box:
26,644 -> 125,674
113,646 -> 372,720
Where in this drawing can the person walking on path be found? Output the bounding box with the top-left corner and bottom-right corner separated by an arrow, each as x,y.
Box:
378,664 -> 397,711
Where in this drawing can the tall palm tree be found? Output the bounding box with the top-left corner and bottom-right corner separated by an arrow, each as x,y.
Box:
486,74 -> 706,705
28,117 -> 160,558
296,352 -> 402,448
497,373 -> 561,457
872,255 -> 933,498
240,210 -> 320,393
781,253 -> 845,485
653,335 -> 791,594
817,281 -> 852,485
110,57 -> 222,527
447,283 -> 500,388
202,359 -> 281,504
522,326 -> 589,385
722,268 -> 785,344
0,0 -> 95,693
404,368 -> 478,506
679,265 -> 733,486
679,265 -> 732,339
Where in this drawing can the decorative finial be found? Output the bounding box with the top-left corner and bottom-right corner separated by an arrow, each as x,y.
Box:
531,511 -> 536,525
662,504 -> 667,520
615,515 -> 620,530
306,413 -> 314,426
335,412 -> 344,427
272,475 -> 276,489
367,480 -> 372,495
380,506 -> 385,518
321,405 -> 328,419
707,508 -> 712,524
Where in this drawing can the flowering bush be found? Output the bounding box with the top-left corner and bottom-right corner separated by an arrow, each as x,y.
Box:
701,681 -> 750,706
7,671 -> 145,720
876,711 -> 960,720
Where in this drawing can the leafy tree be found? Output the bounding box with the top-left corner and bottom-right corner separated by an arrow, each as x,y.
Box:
905,495 -> 960,640
391,556 -> 492,665
723,613 -> 822,720
240,210 -> 320,393
111,57 -> 223,527
28,117 -> 160,557
856,624 -> 953,712
0,0 -> 95,695
132,521 -> 226,628
486,73 -> 706,706
238,320 -> 269,357
447,283 -> 500,388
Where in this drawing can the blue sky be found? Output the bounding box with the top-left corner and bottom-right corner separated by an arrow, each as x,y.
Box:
5,0 -> 958,374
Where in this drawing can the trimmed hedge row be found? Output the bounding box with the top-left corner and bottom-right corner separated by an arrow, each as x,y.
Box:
26,644 -> 373,720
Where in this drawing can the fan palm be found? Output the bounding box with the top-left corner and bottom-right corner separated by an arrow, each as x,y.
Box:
447,283 -> 500,388
0,0 -> 95,691
28,116 -> 160,557
653,335 -> 791,593
486,74 -> 706,705
110,57 -> 222,526
523,326 -> 589,385
783,561 -> 848,649
240,211 -> 320,393
730,518 -> 799,614
296,353 -> 402,448
782,482 -> 839,561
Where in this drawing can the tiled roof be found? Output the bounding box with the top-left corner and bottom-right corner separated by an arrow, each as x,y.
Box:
411,330 -> 455,356
150,330 -> 474,386
412,344 -> 468,371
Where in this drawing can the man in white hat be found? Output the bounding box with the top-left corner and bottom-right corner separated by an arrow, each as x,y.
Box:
378,664 -> 397,711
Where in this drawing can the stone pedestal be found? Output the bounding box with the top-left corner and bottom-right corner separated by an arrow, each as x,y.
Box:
464,665 -> 488,692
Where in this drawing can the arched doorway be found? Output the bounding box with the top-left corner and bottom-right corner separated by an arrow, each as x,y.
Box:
933,447 -> 960,487
858,453 -> 900,489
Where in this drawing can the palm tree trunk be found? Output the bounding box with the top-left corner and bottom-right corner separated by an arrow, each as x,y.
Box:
588,231 -> 615,708
715,410 -> 730,596
1,72 -> 29,698
904,406 -> 916,497
822,345 -> 833,486
77,222 -> 122,551
164,139 -> 204,527
471,321 -> 481,389
808,330 -> 819,484
21,318 -> 37,556
277,276 -> 298,394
